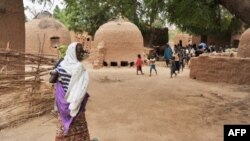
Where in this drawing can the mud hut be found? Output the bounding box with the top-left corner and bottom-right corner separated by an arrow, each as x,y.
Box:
89,18 -> 144,68
25,11 -> 71,56
238,28 -> 250,58
0,0 -> 25,72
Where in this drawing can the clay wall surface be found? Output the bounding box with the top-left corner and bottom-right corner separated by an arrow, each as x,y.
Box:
190,56 -> 250,85
0,0 -> 25,72
73,33 -> 92,51
174,34 -> 192,47
207,35 -> 231,46
70,31 -> 77,42
238,28 -> 250,58
192,35 -> 231,47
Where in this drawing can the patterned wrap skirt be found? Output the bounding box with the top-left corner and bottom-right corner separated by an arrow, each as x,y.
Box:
55,111 -> 90,141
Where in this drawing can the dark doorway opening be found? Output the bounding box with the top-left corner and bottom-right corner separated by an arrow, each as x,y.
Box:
120,61 -> 128,67
103,61 -> 108,67
110,62 -> 118,66
50,36 -> 60,48
179,40 -> 182,47
130,62 -> 134,67
233,40 -> 239,48
201,35 -> 207,44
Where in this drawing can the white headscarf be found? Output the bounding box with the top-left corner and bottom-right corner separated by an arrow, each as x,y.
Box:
60,42 -> 89,117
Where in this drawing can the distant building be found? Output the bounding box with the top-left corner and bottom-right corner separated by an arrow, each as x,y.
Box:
173,34 -> 192,47
89,18 -> 144,68
25,11 -> 71,56
173,32 -> 243,49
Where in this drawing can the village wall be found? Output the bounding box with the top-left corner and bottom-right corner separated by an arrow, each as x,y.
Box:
190,56 -> 250,85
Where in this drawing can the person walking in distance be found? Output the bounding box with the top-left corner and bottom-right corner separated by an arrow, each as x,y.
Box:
136,54 -> 144,75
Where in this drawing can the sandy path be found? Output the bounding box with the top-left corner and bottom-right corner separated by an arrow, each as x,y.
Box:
0,66 -> 250,141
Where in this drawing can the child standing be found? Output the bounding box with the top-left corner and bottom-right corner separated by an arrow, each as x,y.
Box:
149,55 -> 157,76
170,56 -> 177,78
174,52 -> 180,73
136,54 -> 144,75
179,49 -> 185,72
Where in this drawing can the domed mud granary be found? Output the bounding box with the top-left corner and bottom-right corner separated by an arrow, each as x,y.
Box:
238,28 -> 250,58
90,18 -> 144,67
25,11 -> 71,56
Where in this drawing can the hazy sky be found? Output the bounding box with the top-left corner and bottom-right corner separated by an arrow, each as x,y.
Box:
23,0 -> 65,20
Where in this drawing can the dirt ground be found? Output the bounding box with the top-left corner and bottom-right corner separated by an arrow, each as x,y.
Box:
0,64 -> 250,141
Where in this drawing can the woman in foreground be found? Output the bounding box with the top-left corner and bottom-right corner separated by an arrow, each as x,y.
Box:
54,42 -> 90,141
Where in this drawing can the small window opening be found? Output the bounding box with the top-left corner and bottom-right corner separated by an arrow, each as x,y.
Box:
103,61 -> 108,67
130,62 -> 134,67
120,61 -> 128,67
179,40 -> 183,47
50,36 -> 60,48
233,40 -> 239,48
110,62 -> 118,67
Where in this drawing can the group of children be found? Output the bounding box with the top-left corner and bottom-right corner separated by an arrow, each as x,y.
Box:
135,51 -> 184,78
136,54 -> 157,76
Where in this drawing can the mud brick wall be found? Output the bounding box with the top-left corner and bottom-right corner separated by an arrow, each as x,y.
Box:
0,0 -> 25,73
190,56 -> 250,85
238,28 -> 250,58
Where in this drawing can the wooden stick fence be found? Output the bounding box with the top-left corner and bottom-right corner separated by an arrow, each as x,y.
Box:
0,49 -> 57,130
